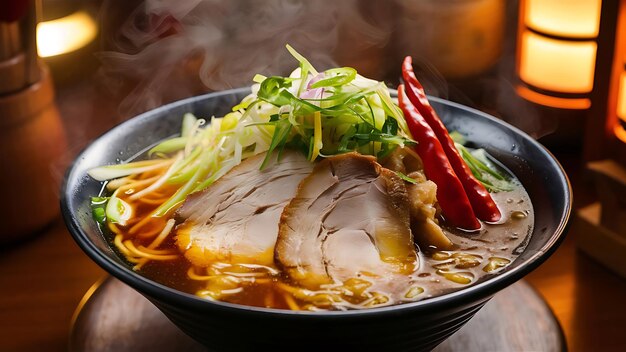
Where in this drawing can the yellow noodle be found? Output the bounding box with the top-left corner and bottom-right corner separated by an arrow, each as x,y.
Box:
283,293 -> 300,311
113,233 -> 142,263
136,246 -> 177,255
137,197 -> 170,205
123,217 -> 142,228
140,164 -> 177,180
187,267 -> 215,281
141,169 -> 166,178
130,153 -> 183,200
221,271 -> 268,278
151,187 -> 177,197
276,282 -> 299,294
121,159 -> 172,167
147,219 -> 176,249
104,163 -> 181,269
116,175 -> 161,194
133,258 -> 149,271
106,176 -> 133,191
234,263 -> 280,275
123,240 -> 179,260
108,223 -> 122,235
221,288 -> 244,295
127,257 -> 143,264
133,221 -> 165,239
128,214 -> 157,235
114,234 -> 133,257
264,289 -> 275,307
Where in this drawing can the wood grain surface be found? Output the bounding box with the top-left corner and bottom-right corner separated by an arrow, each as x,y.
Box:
67,278 -> 563,352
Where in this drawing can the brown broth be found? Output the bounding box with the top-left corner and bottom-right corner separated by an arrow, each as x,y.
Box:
105,175 -> 533,310
411,185 -> 533,301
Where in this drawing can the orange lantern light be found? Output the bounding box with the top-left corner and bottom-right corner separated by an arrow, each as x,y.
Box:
616,73 -> 626,141
516,0 -> 602,109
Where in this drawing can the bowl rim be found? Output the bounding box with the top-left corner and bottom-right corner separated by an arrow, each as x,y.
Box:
61,87 -> 572,318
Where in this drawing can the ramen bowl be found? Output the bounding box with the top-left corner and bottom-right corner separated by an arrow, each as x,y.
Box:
61,88 -> 571,351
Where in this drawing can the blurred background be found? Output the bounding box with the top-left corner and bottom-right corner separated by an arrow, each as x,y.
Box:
24,0 -> 626,154
2,0 -> 626,351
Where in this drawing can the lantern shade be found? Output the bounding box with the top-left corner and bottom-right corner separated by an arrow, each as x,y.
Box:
617,72 -> 626,142
524,0 -> 602,38
618,72 -> 626,120
519,31 -> 597,93
37,11 -> 98,58
516,85 -> 591,110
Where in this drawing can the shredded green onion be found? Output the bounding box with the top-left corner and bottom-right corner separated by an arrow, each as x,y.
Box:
396,171 -> 418,184
89,44 -> 414,220
455,142 -> 513,192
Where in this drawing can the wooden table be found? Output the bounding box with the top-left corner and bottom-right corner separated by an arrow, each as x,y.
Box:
1,81 -> 625,352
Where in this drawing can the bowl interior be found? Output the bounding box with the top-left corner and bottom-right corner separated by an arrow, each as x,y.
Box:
62,88 -> 571,315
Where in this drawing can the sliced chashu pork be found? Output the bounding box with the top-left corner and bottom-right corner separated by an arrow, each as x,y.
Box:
175,151 -> 313,267
381,147 -> 452,250
276,153 -> 418,289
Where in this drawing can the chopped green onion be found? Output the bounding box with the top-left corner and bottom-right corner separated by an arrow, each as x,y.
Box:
148,137 -> 187,156
89,45 -> 415,223
105,192 -> 133,225
286,44 -> 318,76
252,74 -> 267,84
90,196 -> 108,225
456,143 -> 513,192
310,67 -> 357,88
88,160 -> 172,181
181,113 -> 198,137
396,171 -> 418,184
449,131 -> 466,145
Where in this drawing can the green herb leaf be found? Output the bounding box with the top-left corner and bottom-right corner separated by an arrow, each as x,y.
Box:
396,171 -> 418,184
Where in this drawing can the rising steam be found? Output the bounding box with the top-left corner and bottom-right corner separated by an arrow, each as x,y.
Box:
96,0 -> 554,139
97,0 -> 392,117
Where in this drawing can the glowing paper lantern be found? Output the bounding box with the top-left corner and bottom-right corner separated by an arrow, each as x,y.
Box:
519,31 -> 597,93
524,0 -> 602,38
37,11 -> 97,58
517,0 -> 602,109
616,73 -> 626,142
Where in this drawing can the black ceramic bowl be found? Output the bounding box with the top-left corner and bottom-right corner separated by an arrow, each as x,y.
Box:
62,88 -> 571,351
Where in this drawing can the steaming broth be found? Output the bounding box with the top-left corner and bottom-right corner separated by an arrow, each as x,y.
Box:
103,173 -> 532,310
87,45 -> 538,310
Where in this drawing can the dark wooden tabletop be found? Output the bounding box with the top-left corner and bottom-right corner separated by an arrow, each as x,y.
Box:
1,80 -> 625,352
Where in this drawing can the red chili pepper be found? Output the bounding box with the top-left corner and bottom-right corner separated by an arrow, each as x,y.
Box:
402,56 -> 502,222
398,85 -> 480,231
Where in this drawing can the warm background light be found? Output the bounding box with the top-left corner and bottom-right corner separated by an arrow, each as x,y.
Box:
524,0 -> 602,38
516,85 -> 591,109
519,31 -> 597,93
37,11 -> 97,58
618,72 -> 626,120
617,72 -> 626,142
